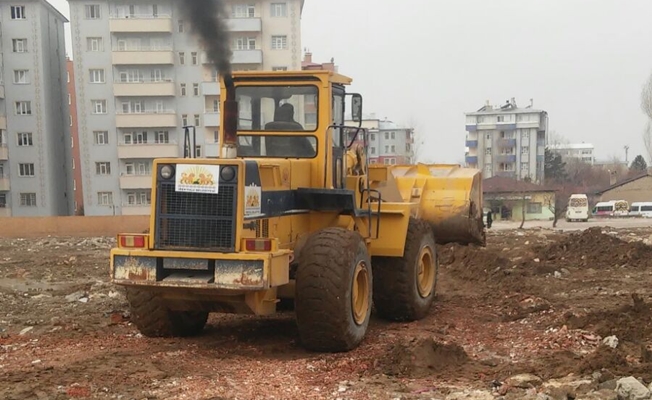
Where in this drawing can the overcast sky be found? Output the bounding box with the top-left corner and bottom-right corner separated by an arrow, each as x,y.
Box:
51,0 -> 652,164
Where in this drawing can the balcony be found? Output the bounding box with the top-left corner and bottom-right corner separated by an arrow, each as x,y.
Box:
496,123 -> 517,130
204,112 -> 220,127
0,146 -> 7,160
115,112 -> 177,128
226,18 -> 262,32
466,140 -> 478,148
202,82 -> 220,96
114,81 -> 175,97
465,156 -> 478,164
109,16 -> 172,33
112,49 -> 174,65
205,143 -> 220,158
0,208 -> 11,217
121,205 -> 151,216
120,175 -> 153,189
0,177 -> 10,191
202,49 -> 263,65
496,138 -> 517,147
495,154 -> 517,163
118,143 -> 179,159
0,115 -> 6,129
465,124 -> 477,132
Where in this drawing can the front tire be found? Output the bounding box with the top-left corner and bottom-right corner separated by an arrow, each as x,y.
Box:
372,218 -> 438,321
295,228 -> 372,352
125,288 -> 208,337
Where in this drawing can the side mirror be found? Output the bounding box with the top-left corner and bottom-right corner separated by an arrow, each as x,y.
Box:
351,94 -> 363,123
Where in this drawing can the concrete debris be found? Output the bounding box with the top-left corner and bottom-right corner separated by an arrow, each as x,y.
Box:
505,373 -> 543,389
602,335 -> 619,349
65,291 -> 87,303
19,327 -> 33,336
445,390 -> 494,400
615,377 -> 651,400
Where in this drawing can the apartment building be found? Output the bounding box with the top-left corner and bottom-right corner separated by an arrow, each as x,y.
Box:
465,99 -> 548,183
67,57 -> 85,214
0,0 -> 73,217
345,117 -> 415,165
68,0 -> 304,216
548,142 -> 595,165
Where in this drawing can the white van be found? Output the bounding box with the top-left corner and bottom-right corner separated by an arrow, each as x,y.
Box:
629,202 -> 652,217
566,194 -> 589,222
592,200 -> 629,217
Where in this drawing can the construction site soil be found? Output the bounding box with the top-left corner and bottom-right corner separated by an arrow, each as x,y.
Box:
1,225 -> 652,399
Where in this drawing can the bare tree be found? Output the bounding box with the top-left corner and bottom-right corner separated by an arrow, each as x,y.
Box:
544,185 -> 573,228
640,72 -> 652,163
406,116 -> 429,164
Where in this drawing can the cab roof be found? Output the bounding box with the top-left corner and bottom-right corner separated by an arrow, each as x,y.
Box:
230,70 -> 353,86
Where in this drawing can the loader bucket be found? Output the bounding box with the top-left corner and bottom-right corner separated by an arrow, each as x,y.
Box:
387,164 -> 485,246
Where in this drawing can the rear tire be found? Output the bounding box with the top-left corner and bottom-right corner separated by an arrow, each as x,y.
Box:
373,218 -> 438,321
125,288 -> 208,337
295,228 -> 372,352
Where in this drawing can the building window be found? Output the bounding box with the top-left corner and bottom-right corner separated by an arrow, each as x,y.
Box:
232,4 -> 255,18
485,148 -> 492,155
527,202 -> 542,214
67,71 -> 70,83
178,20 -> 184,32
195,146 -> 202,157
95,162 -> 111,175
126,191 -> 151,206
212,99 -> 219,112
271,35 -> 287,50
11,5 -> 26,19
193,83 -> 199,96
73,180 -> 76,190
385,145 -> 389,153
191,52 -> 198,65
391,132 -> 395,139
391,145 -> 395,152
181,114 -> 188,126
98,192 -> 113,206
384,132 -> 389,140
234,37 -> 256,50
89,69 -> 105,83
213,130 -> 219,143
497,116 -> 505,122
20,193 -> 37,207
0,194 -> 6,208
72,158 -> 75,169
370,133 -> 375,141
92,100 -> 107,114
180,83 -> 186,96
69,115 -> 73,126
371,147 -> 376,155
155,131 -> 169,143
521,146 -> 529,154
194,114 -> 200,126
86,37 -> 103,52
13,70 -> 29,84
68,93 -> 71,104
17,132 -> 33,146
85,5 -> 100,19
12,39 -> 27,53
94,131 -> 108,145
18,163 -> 35,177
272,66 -> 288,71
125,163 -> 135,175
179,52 -> 185,65
271,3 -> 287,17
15,101 -> 31,115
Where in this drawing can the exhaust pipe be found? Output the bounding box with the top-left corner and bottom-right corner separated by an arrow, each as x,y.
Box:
222,74 -> 238,158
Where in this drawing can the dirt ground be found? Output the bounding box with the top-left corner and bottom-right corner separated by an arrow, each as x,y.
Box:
1,224 -> 652,399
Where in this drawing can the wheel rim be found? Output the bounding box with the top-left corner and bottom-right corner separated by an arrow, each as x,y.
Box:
351,261 -> 370,325
416,246 -> 435,298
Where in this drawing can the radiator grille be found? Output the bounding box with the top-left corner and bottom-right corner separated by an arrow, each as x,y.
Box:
155,180 -> 237,252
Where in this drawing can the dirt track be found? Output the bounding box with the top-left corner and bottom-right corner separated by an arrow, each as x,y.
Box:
1,225 -> 652,399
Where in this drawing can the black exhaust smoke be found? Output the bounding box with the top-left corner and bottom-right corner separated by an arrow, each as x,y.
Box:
181,0 -> 232,79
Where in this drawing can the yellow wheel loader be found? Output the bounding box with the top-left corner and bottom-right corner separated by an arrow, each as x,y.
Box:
110,70 -> 484,352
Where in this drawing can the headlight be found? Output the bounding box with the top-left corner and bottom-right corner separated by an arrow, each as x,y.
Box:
220,166 -> 236,182
160,165 -> 174,180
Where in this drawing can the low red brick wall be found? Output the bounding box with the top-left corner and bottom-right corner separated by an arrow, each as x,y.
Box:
0,216 -> 149,238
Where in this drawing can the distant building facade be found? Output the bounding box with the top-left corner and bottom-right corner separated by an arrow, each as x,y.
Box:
465,98 -> 548,183
346,117 -> 415,165
548,143 -> 595,165
0,0 -> 73,217
301,50 -> 337,72
67,57 -> 84,215
67,0 -> 304,215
